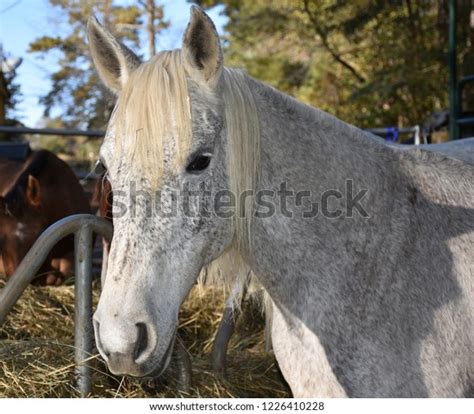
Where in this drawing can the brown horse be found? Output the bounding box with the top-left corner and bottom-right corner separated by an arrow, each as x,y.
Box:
0,149 -> 91,285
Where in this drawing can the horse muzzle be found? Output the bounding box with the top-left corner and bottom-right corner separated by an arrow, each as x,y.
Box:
93,314 -> 172,377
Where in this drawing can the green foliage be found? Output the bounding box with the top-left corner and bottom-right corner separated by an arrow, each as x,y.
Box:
30,0 -> 473,130
197,0 -> 473,128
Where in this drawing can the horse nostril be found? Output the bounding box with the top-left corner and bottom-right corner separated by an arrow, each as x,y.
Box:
134,322 -> 148,361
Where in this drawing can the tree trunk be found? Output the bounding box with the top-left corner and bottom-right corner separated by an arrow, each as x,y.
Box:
145,0 -> 156,57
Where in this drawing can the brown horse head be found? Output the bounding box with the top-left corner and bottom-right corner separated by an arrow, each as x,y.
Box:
0,171 -> 46,277
0,150 -> 91,285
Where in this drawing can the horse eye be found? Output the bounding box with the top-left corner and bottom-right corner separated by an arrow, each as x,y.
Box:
186,153 -> 212,174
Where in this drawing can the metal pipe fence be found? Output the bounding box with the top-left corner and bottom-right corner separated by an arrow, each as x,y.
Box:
0,214 -> 113,397
0,124 -> 435,156
366,125 -> 427,145
0,125 -> 104,138
1,125 -> 428,144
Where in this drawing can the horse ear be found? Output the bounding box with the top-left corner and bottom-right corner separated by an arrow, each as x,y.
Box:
25,175 -> 41,208
182,6 -> 223,89
87,15 -> 141,94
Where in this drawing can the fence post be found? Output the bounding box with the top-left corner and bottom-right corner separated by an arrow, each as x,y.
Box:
0,215 -> 112,397
74,225 -> 94,397
448,0 -> 458,140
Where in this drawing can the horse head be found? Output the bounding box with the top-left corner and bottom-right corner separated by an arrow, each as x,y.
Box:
0,168 -> 47,277
89,7 -> 258,377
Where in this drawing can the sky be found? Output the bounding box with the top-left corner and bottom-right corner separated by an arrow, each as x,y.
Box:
0,0 -> 227,127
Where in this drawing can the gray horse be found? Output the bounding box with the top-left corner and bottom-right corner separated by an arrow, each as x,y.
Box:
87,7 -> 473,397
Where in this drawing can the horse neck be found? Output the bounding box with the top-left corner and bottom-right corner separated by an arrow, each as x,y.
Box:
32,151 -> 90,222
245,77 -> 407,308
250,78 -> 394,185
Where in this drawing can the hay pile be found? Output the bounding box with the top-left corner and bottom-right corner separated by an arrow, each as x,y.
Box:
0,279 -> 290,398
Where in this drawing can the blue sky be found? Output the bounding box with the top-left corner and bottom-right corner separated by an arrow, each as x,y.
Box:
0,0 -> 227,127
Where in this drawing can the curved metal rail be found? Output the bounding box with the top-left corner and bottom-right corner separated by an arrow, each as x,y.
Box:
0,214 -> 113,397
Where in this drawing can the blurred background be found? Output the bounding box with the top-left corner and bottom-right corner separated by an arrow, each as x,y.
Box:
0,0 -> 226,168
0,0 -> 473,161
